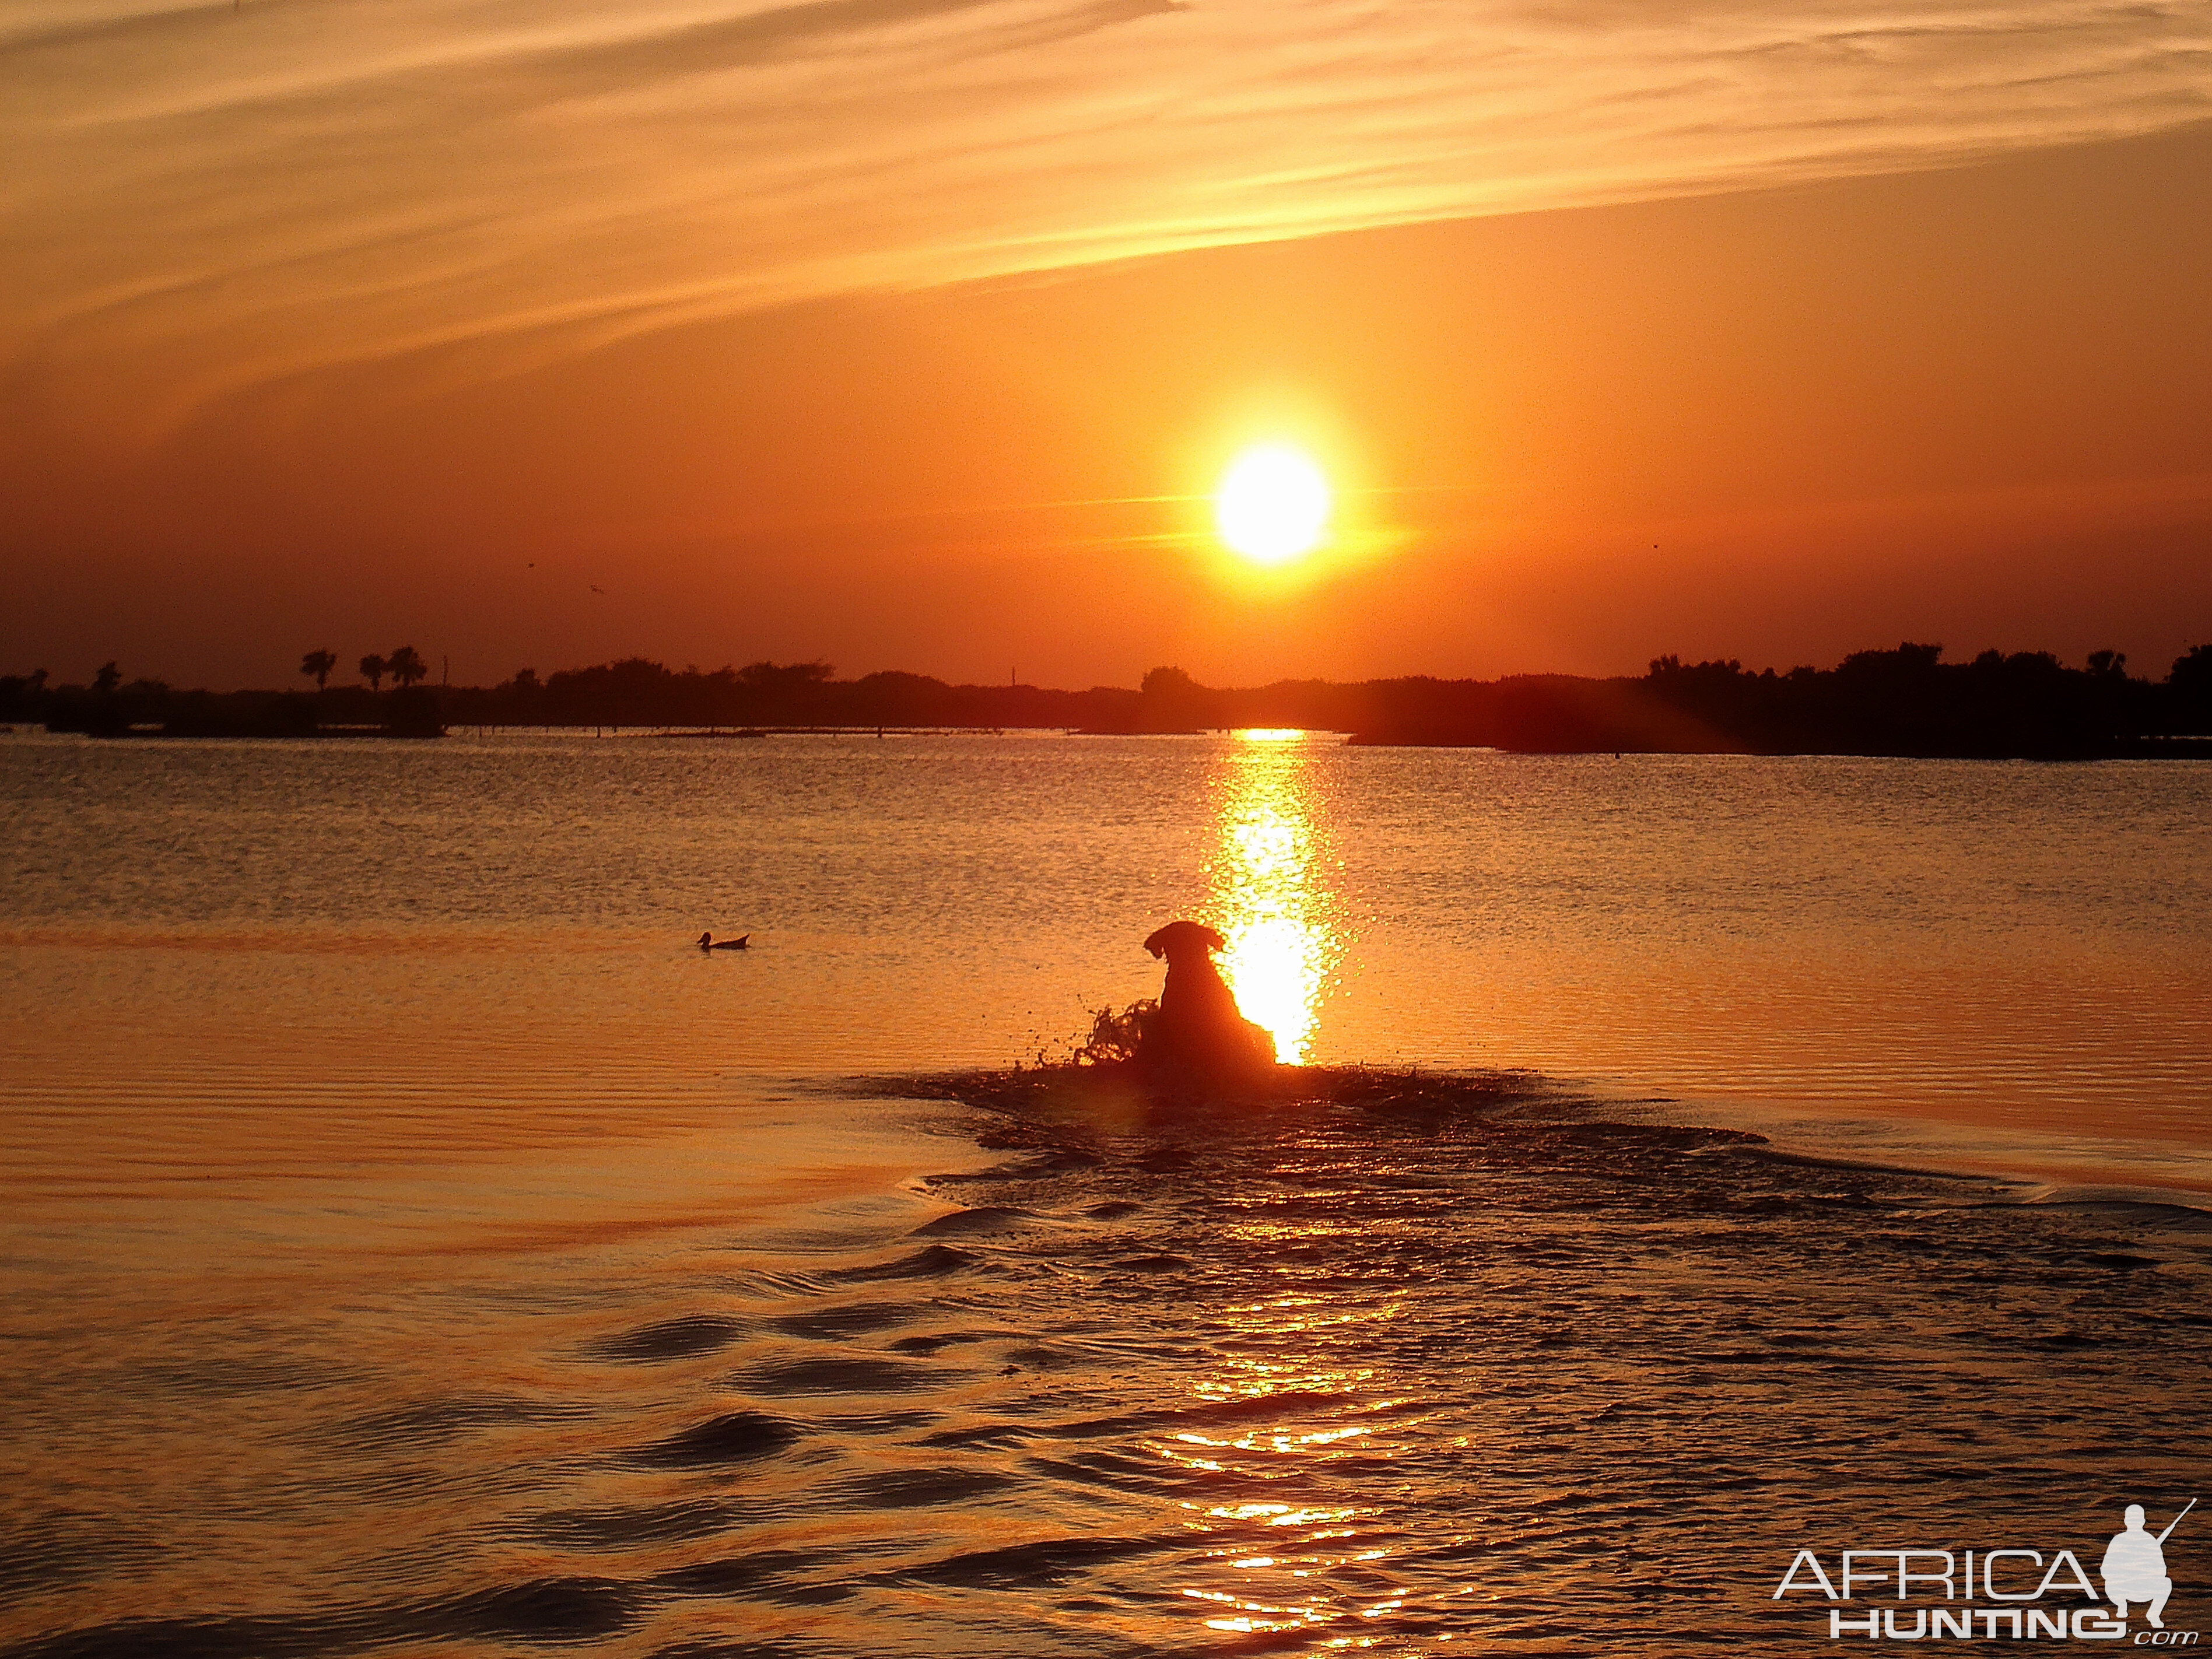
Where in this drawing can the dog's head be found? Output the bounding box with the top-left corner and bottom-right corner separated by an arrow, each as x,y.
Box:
1144,920 -> 1226,962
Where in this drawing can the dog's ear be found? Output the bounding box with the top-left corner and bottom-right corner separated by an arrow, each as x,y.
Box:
1198,924 -> 1226,953
1142,925 -> 1169,959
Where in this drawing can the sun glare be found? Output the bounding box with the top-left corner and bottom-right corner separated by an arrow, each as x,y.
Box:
1215,444 -> 1330,566
1208,731 -> 1340,1064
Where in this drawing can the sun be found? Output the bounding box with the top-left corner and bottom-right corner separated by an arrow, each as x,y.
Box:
1214,443 -> 1331,566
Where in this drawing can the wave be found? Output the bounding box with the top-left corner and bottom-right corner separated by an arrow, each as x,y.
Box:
9,1060 -> 2210,1659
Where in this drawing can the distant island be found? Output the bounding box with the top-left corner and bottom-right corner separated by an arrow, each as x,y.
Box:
5,641 -> 2209,758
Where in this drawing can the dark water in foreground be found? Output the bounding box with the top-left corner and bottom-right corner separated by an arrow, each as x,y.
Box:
4,732 -> 2211,1654
9,1071 -> 2211,1657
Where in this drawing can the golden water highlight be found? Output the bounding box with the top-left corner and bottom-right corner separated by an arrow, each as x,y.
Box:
1207,729 -> 1341,1065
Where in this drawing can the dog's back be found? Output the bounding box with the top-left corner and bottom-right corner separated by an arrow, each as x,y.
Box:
1142,921 -> 1277,1075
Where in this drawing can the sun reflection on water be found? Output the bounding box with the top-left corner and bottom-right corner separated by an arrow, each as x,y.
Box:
1207,730 -> 1341,1065
1160,735 -> 1404,1639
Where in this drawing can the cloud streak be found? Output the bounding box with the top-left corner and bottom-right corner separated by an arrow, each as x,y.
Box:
5,0 -> 2208,423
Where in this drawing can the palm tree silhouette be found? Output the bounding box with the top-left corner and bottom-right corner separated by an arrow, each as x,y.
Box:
300,648 -> 338,690
387,645 -> 429,689
359,653 -> 388,692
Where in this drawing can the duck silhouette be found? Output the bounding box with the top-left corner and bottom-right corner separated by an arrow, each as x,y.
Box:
698,931 -> 749,951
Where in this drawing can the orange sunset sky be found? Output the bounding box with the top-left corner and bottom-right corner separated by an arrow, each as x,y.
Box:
5,0 -> 2210,690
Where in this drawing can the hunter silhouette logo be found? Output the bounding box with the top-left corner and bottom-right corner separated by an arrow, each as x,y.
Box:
1773,1498 -> 2197,1643
2106,1501 -> 2192,1631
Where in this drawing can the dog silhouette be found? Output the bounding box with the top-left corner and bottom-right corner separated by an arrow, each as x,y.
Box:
1141,920 -> 1277,1076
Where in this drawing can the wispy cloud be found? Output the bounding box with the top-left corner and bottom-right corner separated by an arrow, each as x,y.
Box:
5,0 -> 2207,420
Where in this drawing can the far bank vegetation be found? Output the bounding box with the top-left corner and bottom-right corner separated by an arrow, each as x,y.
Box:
5,641 -> 2211,758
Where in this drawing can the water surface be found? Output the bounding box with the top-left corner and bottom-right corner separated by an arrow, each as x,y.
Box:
3,731 -> 2209,1655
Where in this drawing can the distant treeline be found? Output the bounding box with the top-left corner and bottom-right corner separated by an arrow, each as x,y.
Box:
5,642 -> 2210,756
1347,643 -> 2212,757
3,664 -> 445,740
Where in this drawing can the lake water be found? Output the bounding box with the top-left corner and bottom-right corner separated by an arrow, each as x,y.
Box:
3,731 -> 2209,1656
